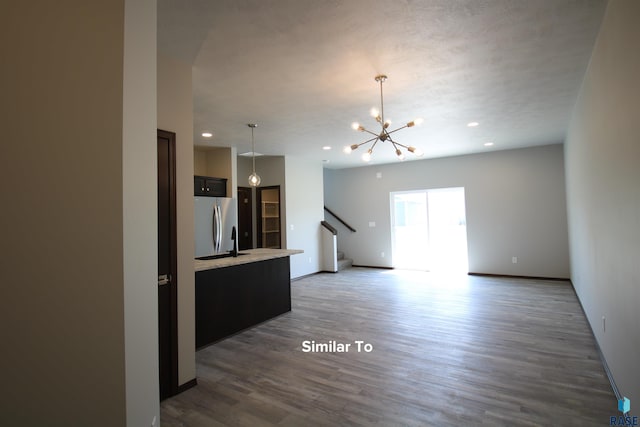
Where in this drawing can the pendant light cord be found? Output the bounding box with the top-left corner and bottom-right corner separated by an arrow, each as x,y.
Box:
251,126 -> 256,173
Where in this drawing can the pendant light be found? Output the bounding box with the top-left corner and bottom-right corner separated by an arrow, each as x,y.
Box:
247,123 -> 261,187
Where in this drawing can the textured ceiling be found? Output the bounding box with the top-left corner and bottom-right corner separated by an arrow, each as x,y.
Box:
158,0 -> 607,168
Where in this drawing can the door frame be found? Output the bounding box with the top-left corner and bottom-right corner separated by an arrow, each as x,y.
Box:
158,129 -> 179,399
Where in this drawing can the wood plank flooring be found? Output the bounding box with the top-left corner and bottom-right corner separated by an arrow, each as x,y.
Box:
161,268 -> 616,426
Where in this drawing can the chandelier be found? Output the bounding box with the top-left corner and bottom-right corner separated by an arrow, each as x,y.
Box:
345,75 -> 424,162
247,123 -> 261,187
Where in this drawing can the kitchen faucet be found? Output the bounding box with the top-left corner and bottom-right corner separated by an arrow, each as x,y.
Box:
231,226 -> 238,257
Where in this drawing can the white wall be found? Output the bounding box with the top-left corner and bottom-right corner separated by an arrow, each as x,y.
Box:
324,144 -> 570,278
123,1 -> 159,426
565,0 -> 640,404
157,54 -> 197,387
284,156 -> 324,278
1,1 -> 158,425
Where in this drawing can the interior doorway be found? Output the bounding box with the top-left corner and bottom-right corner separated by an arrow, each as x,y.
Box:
157,129 -> 178,400
391,187 -> 468,273
256,186 -> 281,249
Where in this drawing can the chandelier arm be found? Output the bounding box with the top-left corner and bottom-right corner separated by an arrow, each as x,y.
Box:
359,127 -> 380,138
357,136 -> 380,147
385,124 -> 409,135
385,133 -> 410,150
385,134 -> 400,148
391,140 -> 410,150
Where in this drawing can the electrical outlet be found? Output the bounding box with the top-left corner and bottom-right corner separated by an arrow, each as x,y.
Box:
369,221 -> 376,227
602,316 -> 606,333
512,256 -> 518,264
381,252 -> 385,258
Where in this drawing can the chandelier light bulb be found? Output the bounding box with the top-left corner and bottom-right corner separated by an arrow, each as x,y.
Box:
407,118 -> 424,128
396,149 -> 405,160
408,146 -> 424,157
362,150 -> 372,162
352,122 -> 365,132
370,107 -> 379,118
343,146 -> 353,154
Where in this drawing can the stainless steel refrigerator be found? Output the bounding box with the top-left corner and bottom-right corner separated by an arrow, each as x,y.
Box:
194,197 -> 238,258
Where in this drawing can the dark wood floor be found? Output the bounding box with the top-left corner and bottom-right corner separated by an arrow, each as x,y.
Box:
161,268 -> 616,426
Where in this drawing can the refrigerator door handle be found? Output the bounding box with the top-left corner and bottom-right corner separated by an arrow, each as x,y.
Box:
215,204 -> 222,252
212,204 -> 218,253
218,205 -> 223,250
218,204 -> 223,250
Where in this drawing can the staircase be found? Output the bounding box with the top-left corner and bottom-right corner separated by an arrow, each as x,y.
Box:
337,251 -> 353,271
320,216 -> 355,273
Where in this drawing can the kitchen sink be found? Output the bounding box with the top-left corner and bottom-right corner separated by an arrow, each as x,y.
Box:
196,252 -> 248,261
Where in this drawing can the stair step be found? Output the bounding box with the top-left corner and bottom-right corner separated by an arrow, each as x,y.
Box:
337,258 -> 353,271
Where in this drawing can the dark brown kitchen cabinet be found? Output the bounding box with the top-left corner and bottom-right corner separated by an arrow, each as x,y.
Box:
194,175 -> 227,197
195,257 -> 291,349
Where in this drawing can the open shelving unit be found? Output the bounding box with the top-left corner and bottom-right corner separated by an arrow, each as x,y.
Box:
261,200 -> 280,248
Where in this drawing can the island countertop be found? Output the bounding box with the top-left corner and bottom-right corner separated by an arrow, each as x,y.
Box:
194,248 -> 304,272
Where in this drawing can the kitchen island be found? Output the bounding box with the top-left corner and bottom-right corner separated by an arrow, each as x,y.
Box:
195,248 -> 303,349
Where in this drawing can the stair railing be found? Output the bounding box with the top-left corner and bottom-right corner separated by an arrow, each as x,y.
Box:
324,206 -> 356,232
320,220 -> 337,235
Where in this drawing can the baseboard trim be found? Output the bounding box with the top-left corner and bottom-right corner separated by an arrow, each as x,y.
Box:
468,272 -> 570,281
568,280 -> 622,402
352,265 -> 394,270
177,378 -> 197,394
292,271 -> 325,281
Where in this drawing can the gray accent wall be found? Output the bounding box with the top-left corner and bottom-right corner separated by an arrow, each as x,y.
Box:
324,144 -> 570,278
565,0 -> 640,404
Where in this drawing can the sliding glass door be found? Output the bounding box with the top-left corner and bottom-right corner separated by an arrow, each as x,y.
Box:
391,187 -> 468,273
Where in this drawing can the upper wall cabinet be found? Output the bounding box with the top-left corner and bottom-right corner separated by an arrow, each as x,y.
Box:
194,175 -> 227,197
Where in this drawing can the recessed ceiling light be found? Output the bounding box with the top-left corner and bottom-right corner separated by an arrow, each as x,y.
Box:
484,142 -> 494,147
467,122 -> 479,127
202,132 -> 213,138
322,146 -> 332,150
